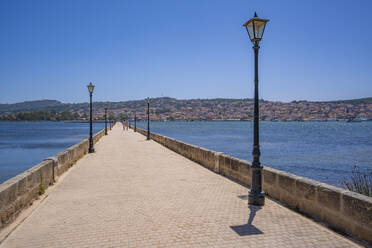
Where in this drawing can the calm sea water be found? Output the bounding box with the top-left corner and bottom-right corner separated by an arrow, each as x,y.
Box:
0,122 -> 105,183
136,121 -> 372,186
1,121 -> 371,186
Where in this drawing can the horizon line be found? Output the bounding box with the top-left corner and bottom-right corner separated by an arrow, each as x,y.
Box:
1,96 -> 372,105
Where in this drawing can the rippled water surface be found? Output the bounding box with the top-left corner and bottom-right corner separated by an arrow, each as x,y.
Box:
1,121 -> 371,186
0,122 -> 105,183
135,121 -> 372,186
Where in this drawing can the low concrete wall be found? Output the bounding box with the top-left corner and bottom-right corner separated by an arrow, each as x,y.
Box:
0,124 -> 113,230
133,127 -> 372,244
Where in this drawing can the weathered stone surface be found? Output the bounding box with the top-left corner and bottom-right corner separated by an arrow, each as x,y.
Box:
224,155 -> 232,170
353,224 -> 372,244
317,183 -> 344,212
281,192 -> 298,209
298,199 -> 322,220
213,152 -> 222,173
185,143 -> 191,158
169,138 -> 176,151
27,168 -> 40,188
277,171 -> 296,195
190,145 -> 198,161
262,167 -> 278,187
230,157 -> 240,172
218,153 -> 225,172
195,146 -> 203,164
238,159 -> 251,174
219,154 -> 230,176
239,168 -> 251,186
180,142 -> 187,157
205,150 -> 215,170
342,190 -> 372,227
57,150 -> 69,166
44,156 -> 58,182
215,156 -> 243,185
16,174 -> 28,196
0,181 -> 18,208
321,208 -> 347,232
296,177 -> 319,201
262,167 -> 280,199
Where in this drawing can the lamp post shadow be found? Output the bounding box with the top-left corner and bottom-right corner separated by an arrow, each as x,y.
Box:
230,204 -> 263,236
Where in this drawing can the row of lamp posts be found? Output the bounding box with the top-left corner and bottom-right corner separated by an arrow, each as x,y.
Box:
86,81 -> 152,154
85,12 -> 268,207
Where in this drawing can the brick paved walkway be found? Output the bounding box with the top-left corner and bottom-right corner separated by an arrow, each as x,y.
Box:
0,124 -> 361,247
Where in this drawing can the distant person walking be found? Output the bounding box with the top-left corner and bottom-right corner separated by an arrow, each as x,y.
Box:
122,120 -> 129,131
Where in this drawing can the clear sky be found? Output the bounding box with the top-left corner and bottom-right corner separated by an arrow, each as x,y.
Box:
0,0 -> 371,103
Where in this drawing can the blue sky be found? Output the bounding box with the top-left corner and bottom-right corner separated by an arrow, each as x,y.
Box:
0,0 -> 371,103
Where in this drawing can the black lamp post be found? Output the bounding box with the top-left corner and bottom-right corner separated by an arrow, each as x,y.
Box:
104,105 -> 108,135
87,82 -> 95,153
134,111 -> 137,132
243,12 -> 269,206
146,97 -> 150,140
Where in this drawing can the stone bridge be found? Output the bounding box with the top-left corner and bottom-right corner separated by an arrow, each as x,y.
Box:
0,123 -> 369,247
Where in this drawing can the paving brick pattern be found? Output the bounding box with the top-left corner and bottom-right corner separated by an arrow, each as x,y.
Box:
0,124 -> 361,247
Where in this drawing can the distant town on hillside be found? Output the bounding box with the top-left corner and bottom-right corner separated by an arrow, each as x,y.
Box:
0,97 -> 371,122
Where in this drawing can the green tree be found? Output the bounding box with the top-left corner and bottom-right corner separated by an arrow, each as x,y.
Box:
108,112 -> 116,121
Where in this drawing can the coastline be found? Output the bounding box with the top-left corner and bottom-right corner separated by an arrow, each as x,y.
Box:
1,119 -> 371,123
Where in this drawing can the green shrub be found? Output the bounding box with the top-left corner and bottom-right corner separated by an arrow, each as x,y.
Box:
342,165 -> 372,197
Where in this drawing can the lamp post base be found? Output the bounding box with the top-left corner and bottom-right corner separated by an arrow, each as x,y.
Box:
89,147 -> 95,153
248,191 -> 265,206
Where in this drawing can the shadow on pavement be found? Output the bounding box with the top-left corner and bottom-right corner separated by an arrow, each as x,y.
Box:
230,204 -> 263,236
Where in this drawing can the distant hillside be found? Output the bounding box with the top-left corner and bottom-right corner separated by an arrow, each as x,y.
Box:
324,97 -> 372,104
0,98 -> 254,114
0,100 -> 65,113
0,97 -> 371,122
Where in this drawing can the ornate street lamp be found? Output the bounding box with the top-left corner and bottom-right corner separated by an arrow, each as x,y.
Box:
87,82 -> 95,153
104,104 -> 108,135
243,12 -> 269,206
109,112 -> 112,130
146,97 -> 150,140
134,110 -> 137,132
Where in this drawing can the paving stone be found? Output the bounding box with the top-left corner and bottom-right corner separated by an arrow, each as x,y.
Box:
0,124 -> 362,248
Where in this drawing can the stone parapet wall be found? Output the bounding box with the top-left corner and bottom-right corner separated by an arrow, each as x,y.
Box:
133,127 -> 372,244
0,123 -> 114,230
